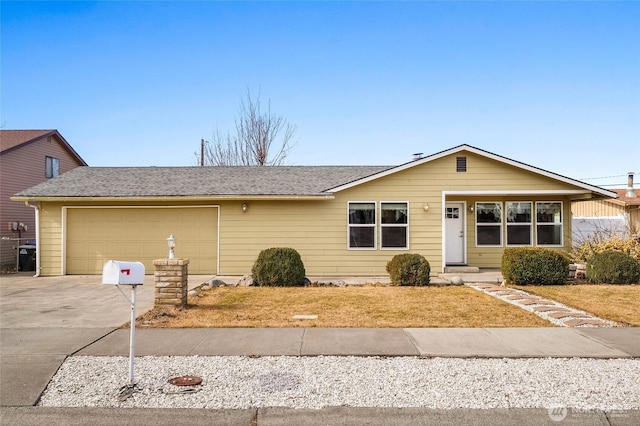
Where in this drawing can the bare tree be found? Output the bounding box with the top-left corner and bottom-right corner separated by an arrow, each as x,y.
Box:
196,90 -> 296,166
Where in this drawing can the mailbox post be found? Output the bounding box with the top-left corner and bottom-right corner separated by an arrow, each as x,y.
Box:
102,260 -> 145,391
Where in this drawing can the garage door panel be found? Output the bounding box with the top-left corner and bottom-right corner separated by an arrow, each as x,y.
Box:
66,207 -> 218,275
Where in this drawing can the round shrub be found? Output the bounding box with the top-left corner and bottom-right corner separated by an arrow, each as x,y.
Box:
501,247 -> 569,285
386,253 -> 430,286
586,250 -> 640,284
251,247 -> 306,287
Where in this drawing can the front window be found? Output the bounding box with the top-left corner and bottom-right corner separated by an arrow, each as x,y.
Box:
476,202 -> 502,246
45,156 -> 60,178
536,202 -> 563,246
381,202 -> 408,249
348,202 -> 375,249
506,202 -> 532,245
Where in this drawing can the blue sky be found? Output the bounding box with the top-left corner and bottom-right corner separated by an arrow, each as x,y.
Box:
2,1 -> 639,187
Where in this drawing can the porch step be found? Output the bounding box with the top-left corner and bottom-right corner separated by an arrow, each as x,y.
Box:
444,266 -> 480,273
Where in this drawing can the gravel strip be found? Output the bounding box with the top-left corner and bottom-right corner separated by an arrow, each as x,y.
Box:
39,356 -> 640,410
465,284 -> 618,327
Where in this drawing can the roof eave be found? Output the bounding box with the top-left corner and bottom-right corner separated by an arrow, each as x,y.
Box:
10,194 -> 335,203
0,130 -> 88,166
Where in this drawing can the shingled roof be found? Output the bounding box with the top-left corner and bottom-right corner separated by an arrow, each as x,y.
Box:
14,165 -> 392,198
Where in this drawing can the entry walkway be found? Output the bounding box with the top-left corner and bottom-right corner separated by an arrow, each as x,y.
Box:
468,283 -> 617,327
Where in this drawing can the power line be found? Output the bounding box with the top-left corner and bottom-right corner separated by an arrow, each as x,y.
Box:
579,174 -> 630,181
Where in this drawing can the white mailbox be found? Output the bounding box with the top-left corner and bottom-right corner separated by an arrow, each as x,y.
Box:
102,260 -> 145,285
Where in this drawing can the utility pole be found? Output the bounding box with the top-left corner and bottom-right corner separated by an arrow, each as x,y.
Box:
200,139 -> 205,167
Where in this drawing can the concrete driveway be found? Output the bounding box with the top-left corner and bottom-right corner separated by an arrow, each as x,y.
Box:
0,273 -> 211,407
0,273 -> 211,328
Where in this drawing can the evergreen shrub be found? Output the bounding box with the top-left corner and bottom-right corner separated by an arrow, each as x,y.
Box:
386,253 -> 430,286
251,247 -> 306,287
501,247 -> 569,285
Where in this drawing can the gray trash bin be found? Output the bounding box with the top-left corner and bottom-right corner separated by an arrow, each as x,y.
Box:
18,245 -> 36,272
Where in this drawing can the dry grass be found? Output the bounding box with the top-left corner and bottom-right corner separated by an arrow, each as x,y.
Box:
514,284 -> 640,326
137,285 -> 552,328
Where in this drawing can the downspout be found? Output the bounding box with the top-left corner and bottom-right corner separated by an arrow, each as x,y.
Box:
25,201 -> 41,277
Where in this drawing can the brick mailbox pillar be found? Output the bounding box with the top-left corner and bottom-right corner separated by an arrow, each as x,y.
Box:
153,258 -> 189,308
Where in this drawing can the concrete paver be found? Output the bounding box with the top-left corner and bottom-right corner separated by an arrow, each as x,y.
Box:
547,312 -> 590,319
534,306 -> 569,312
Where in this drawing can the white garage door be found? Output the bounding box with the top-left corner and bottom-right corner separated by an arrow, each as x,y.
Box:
65,206 -> 218,274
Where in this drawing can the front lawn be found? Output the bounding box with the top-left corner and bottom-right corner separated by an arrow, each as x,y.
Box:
137,285 -> 552,328
514,284 -> 640,326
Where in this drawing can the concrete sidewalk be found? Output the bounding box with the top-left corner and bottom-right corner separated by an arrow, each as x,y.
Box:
75,327 -> 640,358
2,326 -> 639,409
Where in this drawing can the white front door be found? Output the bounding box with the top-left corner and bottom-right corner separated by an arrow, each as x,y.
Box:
445,202 -> 465,264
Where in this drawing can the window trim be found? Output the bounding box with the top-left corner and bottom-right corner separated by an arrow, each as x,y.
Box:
475,202 -> 503,247
506,201 -> 533,247
380,201 -> 409,250
347,201 -> 377,250
535,201 -> 564,247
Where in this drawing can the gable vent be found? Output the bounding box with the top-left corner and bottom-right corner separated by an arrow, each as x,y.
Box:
456,156 -> 467,172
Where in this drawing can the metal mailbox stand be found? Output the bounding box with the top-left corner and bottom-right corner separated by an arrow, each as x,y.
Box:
127,282 -> 138,385
102,260 -> 145,399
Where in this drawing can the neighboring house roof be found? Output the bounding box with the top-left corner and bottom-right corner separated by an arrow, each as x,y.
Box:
12,144 -> 616,201
328,145 -> 617,199
606,189 -> 640,207
13,165 -> 391,198
0,129 -> 88,165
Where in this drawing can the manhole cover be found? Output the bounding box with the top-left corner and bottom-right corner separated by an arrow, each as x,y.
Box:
168,375 -> 203,386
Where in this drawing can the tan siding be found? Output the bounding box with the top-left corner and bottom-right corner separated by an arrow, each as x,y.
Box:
631,209 -> 640,234
39,203 -> 64,276
37,149 -> 594,276
217,153 -> 583,276
572,199 -> 626,217
0,135 -> 84,266
572,200 -> 639,234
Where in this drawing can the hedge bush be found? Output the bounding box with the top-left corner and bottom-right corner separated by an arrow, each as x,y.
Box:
586,250 -> 640,284
386,253 -> 430,286
251,247 -> 306,287
501,247 -> 569,285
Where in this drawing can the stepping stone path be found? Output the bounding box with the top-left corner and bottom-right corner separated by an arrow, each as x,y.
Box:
466,283 -> 617,327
